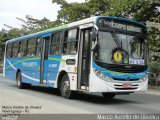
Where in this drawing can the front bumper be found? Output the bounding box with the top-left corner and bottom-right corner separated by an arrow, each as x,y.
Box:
89,72 -> 148,93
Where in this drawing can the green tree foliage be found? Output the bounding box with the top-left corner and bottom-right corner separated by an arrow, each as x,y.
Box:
53,0 -> 91,23
0,15 -> 59,49
103,0 -> 160,22
148,27 -> 160,53
149,61 -> 160,76
52,0 -> 160,23
52,0 -> 110,23
16,15 -> 59,34
0,29 -> 7,51
87,0 -> 110,16
148,61 -> 160,85
0,28 -> 23,52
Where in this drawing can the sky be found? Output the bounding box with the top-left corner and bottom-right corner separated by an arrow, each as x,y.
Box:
0,0 -> 85,30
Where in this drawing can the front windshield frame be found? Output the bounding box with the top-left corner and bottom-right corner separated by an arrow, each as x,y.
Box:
93,29 -> 147,66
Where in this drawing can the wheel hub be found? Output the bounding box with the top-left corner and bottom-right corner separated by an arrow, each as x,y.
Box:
62,81 -> 70,95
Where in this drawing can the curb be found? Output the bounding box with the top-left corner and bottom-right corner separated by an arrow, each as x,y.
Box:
146,89 -> 160,96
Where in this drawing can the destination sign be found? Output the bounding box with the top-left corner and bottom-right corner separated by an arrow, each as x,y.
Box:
98,19 -> 143,33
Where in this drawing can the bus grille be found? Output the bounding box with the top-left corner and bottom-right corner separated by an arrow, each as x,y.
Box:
113,78 -> 139,81
107,67 -> 146,73
115,88 -> 137,90
95,60 -> 147,73
114,84 -> 138,90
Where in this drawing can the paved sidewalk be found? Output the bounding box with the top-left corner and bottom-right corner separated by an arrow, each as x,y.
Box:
147,89 -> 160,95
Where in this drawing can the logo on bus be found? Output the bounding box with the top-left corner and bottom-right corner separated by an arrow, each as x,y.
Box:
113,51 -> 123,63
49,64 -> 57,68
125,77 -> 130,81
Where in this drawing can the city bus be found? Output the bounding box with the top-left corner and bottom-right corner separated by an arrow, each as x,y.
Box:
3,16 -> 148,99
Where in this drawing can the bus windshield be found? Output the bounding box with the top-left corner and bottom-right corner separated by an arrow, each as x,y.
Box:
95,31 -> 146,65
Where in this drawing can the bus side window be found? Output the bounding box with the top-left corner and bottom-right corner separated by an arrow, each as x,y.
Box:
60,32 -> 64,54
50,33 -> 58,55
50,31 -> 63,55
64,28 -> 79,54
27,38 -> 37,57
18,42 -> 21,57
6,43 -> 12,58
18,40 -> 27,58
23,40 -> 27,57
35,38 -> 42,57
56,32 -> 62,54
12,42 -> 19,58
63,31 -> 68,54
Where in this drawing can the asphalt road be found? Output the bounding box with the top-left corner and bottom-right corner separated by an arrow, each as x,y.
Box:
0,75 -> 160,120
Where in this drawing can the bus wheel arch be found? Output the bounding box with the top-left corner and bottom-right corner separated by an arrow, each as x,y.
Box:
16,69 -> 24,89
57,70 -> 68,89
16,69 -> 30,89
16,69 -> 21,82
57,71 -> 74,99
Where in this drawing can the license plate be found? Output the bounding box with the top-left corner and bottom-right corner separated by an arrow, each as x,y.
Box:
123,83 -> 132,88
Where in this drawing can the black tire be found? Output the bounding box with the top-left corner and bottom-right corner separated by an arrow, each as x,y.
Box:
60,74 -> 74,99
102,93 -> 116,99
16,72 -> 25,89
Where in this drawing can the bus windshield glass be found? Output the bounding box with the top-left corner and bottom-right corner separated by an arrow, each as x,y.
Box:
95,31 -> 146,65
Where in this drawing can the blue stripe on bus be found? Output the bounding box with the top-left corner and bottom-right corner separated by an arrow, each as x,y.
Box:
5,56 -> 63,87
92,61 -> 147,80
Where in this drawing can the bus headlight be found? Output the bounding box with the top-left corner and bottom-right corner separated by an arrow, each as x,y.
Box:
140,75 -> 148,82
93,68 -> 113,82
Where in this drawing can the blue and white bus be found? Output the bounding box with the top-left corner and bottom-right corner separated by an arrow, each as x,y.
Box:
3,16 -> 148,99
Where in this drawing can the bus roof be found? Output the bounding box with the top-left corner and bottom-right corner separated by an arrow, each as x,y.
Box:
6,16 -> 145,43
97,16 -> 145,27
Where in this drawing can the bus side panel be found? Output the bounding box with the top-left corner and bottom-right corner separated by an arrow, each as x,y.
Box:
46,55 -> 62,87
68,73 -> 77,91
19,57 -> 41,85
46,55 -> 78,90
5,57 -> 41,85
59,55 -> 78,91
5,58 -> 17,80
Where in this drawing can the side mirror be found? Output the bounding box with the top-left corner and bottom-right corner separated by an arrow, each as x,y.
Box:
92,30 -> 98,41
91,39 -> 98,51
91,29 -> 98,51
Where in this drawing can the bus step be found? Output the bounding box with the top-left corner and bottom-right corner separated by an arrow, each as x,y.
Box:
77,89 -> 89,93
80,86 -> 89,90
39,84 -> 48,87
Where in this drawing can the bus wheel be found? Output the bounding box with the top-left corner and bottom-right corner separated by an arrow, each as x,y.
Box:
102,93 -> 115,99
60,74 -> 73,99
16,72 -> 25,89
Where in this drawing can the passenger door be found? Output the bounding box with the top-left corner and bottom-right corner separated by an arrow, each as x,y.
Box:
40,35 -> 50,84
77,29 -> 91,90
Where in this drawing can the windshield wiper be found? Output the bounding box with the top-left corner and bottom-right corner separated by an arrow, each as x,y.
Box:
111,30 -> 121,48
